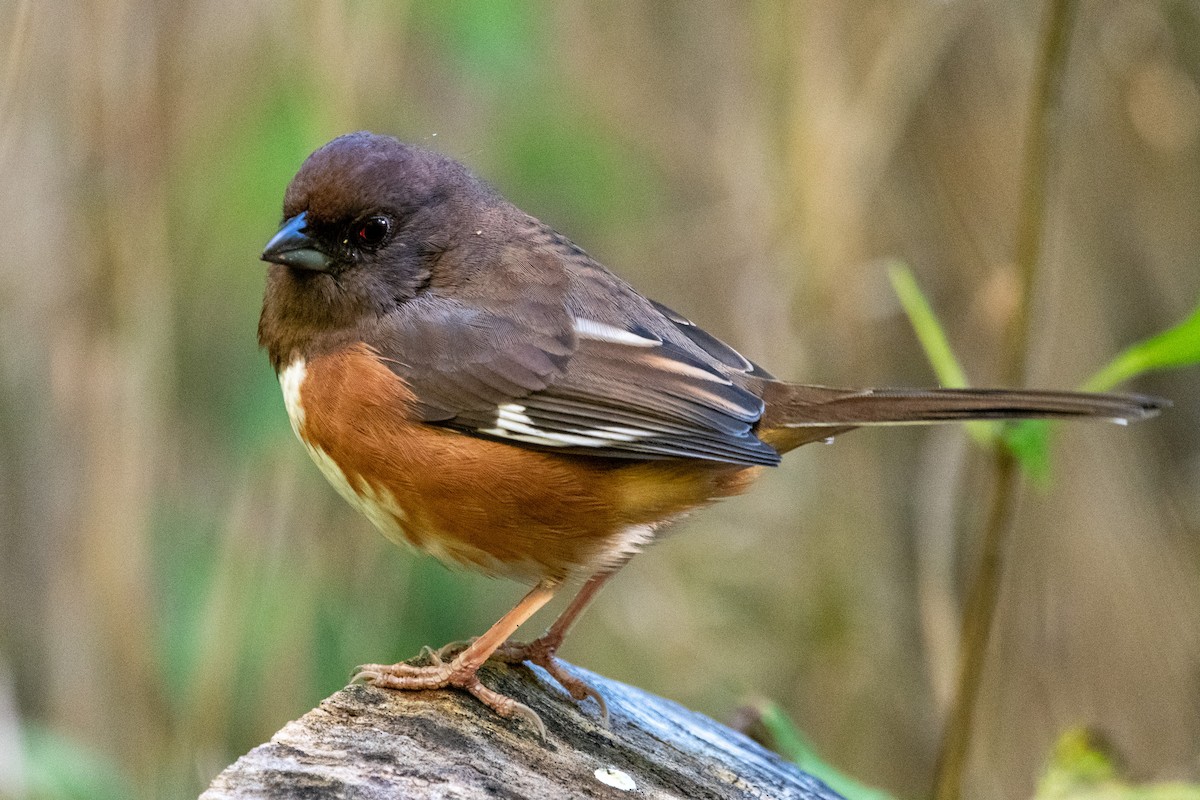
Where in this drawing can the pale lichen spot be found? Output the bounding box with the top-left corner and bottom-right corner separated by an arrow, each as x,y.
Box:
594,767 -> 636,791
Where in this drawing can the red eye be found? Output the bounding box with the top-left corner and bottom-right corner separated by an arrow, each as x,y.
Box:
355,215 -> 390,247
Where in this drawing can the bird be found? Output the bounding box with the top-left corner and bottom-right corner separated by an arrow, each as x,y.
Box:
257,131 -> 1164,735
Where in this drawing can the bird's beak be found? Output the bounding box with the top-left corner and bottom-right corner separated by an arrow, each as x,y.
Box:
261,212 -> 335,272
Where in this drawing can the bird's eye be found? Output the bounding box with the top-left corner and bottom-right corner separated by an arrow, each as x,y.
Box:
354,215 -> 391,247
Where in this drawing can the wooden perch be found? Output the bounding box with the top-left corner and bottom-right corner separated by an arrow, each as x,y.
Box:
201,659 -> 842,799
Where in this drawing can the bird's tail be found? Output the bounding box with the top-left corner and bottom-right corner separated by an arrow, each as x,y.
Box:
756,383 -> 1166,454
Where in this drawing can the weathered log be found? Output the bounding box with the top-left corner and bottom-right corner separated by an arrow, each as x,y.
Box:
201,659 -> 842,799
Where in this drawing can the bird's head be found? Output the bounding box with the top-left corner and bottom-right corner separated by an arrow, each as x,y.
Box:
258,132 -> 500,363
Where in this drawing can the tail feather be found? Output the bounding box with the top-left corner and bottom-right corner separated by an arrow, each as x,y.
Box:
756,382 -> 1166,453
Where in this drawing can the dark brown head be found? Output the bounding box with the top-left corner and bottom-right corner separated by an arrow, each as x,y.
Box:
258,132 -> 501,368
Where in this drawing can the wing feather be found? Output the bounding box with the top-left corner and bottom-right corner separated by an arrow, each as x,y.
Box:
366,232 -> 780,465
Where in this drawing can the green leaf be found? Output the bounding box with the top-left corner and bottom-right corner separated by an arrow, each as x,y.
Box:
1035,727 -> 1200,799
886,263 -> 1075,480
756,702 -> 897,800
886,262 -> 1001,446
1003,420 -> 1052,487
887,262 -> 969,388
1082,301 -> 1200,392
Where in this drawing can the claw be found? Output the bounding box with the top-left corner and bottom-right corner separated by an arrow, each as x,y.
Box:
351,660 -> 428,683
540,660 -> 609,725
350,653 -> 547,736
492,637 -> 608,723
460,675 -> 546,739
347,581 -> 561,735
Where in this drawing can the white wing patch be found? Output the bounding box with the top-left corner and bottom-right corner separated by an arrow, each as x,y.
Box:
480,402 -> 655,448
640,353 -> 733,384
573,318 -> 661,347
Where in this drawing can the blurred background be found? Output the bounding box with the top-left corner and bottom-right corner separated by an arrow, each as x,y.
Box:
1,1 -> 1198,798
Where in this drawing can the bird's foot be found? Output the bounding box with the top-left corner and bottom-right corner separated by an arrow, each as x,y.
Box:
425,636 -> 607,722
493,637 -> 609,723
352,651 -> 546,737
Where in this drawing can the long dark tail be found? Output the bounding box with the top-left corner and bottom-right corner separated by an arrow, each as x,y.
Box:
757,383 -> 1166,453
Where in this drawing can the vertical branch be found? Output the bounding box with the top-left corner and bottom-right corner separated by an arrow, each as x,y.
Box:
1003,1 -> 1078,386
932,2 -> 1078,799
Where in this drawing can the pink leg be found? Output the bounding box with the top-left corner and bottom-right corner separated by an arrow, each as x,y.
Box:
354,579 -> 559,736
493,559 -> 631,721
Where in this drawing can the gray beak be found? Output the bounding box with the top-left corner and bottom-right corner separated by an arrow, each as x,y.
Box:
261,212 -> 335,271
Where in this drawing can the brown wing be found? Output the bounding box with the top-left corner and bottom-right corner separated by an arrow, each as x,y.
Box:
366,242 -> 781,466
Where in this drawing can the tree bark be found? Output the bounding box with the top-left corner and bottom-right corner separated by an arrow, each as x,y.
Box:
200,659 -> 842,799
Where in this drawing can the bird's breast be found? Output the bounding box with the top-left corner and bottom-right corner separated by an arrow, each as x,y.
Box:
276,344 -> 764,581
279,357 -> 415,549
276,345 -> 640,580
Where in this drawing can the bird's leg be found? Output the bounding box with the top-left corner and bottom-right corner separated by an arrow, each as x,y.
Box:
353,579 -> 559,736
493,558 -> 632,722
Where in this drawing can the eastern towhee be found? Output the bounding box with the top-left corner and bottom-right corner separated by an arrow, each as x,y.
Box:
258,132 -> 1163,735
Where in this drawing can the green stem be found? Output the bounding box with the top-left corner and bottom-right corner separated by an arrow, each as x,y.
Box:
932,2 -> 1077,798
